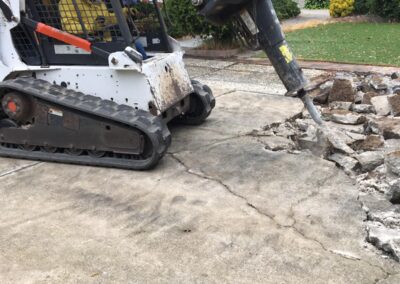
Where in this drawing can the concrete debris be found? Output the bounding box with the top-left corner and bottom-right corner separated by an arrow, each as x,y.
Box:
388,94 -> 400,116
366,222 -> 400,262
329,101 -> 352,111
356,151 -> 384,172
368,75 -> 389,91
270,71 -> 400,261
368,118 -> 400,139
368,206 -> 400,229
385,151 -> 400,176
323,110 -> 366,125
384,139 -> 400,153
354,91 -> 364,104
329,153 -> 359,173
345,131 -> 366,144
389,181 -> 400,204
351,104 -> 376,114
329,78 -> 356,102
371,96 -> 391,116
273,122 -> 297,138
362,92 -> 381,105
352,135 -> 384,151
312,89 -> 330,105
298,128 -> 331,158
392,72 -> 400,80
321,127 -> 355,154
262,136 -> 296,151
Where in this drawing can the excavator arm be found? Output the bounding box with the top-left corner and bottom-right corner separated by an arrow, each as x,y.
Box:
193,0 -> 323,124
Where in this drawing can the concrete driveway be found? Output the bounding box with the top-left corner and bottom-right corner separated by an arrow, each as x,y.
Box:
0,59 -> 399,283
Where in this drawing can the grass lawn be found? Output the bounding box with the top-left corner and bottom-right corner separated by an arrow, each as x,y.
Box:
260,22 -> 400,67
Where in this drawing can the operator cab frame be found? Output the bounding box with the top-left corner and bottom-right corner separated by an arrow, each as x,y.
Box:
11,0 -> 171,66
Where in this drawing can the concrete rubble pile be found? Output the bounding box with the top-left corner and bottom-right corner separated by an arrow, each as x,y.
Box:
262,71 -> 400,261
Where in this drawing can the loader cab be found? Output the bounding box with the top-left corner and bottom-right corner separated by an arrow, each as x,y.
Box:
11,0 -> 171,66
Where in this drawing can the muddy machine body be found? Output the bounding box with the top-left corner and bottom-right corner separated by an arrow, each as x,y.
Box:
0,0 -> 215,170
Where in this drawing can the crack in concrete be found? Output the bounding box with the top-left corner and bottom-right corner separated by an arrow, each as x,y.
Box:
284,171 -> 338,227
374,271 -> 399,284
214,89 -> 237,98
169,153 -> 391,279
0,162 -> 42,178
191,62 -> 239,81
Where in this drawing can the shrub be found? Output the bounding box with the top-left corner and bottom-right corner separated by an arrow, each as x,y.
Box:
164,0 -> 235,41
305,0 -> 330,9
353,0 -> 369,14
330,0 -> 355,17
367,0 -> 400,21
272,0 -> 301,20
164,0 -> 300,40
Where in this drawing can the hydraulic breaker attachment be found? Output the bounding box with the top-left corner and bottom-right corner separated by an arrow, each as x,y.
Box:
193,0 -> 323,124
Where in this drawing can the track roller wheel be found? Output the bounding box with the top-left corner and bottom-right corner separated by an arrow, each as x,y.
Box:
40,146 -> 58,153
88,150 -> 106,158
0,118 -> 18,128
19,144 -> 37,151
65,148 -> 84,156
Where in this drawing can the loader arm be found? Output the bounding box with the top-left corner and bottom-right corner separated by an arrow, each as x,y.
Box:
193,0 -> 323,124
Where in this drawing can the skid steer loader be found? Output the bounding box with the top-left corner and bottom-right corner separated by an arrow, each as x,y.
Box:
0,0 -> 215,170
0,0 -> 321,170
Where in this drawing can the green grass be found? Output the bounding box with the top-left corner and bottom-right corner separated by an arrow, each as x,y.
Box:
260,23 -> 400,67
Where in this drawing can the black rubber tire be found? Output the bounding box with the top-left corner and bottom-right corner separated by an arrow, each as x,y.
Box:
174,81 -> 215,126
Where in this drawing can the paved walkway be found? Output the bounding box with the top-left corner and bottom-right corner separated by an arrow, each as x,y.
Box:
0,58 -> 399,283
282,9 -> 330,32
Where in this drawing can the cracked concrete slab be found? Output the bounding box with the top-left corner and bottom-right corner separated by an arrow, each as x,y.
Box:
0,59 -> 399,283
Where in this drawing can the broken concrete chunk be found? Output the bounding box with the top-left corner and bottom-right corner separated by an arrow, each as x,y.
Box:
356,151 -> 384,172
307,73 -> 334,91
385,151 -> 400,176
345,131 -> 366,143
323,109 -> 366,125
388,94 -> 400,117
297,128 -> 331,158
329,78 -> 355,103
368,117 -> 400,139
354,91 -> 364,104
371,95 -> 391,116
320,126 -> 355,154
368,205 -> 400,229
362,92 -> 381,105
295,118 -> 313,132
309,88 -> 329,105
369,75 -> 389,91
273,122 -> 297,138
351,104 -> 376,114
324,121 -> 365,134
320,80 -> 333,91
384,139 -> 400,153
328,153 -> 359,173
352,135 -> 384,151
366,222 -> 400,262
329,101 -> 352,111
262,136 -> 295,151
390,181 -> 400,204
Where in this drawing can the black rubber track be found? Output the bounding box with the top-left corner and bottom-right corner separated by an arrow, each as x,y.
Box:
0,77 -> 171,170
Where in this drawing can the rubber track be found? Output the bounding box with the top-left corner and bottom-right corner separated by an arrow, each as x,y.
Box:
0,77 -> 171,170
